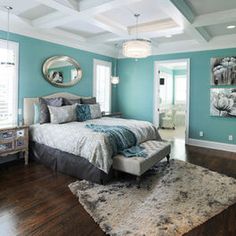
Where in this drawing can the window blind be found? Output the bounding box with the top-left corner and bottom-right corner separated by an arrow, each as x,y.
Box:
0,40 -> 18,126
93,60 -> 112,113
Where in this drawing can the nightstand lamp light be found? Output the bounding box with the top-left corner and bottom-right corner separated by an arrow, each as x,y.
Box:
111,59 -> 119,86
111,76 -> 119,85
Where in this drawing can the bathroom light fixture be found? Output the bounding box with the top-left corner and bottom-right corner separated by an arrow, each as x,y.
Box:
122,14 -> 151,58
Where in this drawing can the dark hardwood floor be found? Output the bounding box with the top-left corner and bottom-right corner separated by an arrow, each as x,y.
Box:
0,141 -> 236,236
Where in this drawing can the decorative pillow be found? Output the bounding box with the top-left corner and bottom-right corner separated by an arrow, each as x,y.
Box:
33,103 -> 40,124
81,97 -> 96,104
76,104 -> 101,121
63,98 -> 81,105
48,104 -> 77,124
39,97 -> 63,124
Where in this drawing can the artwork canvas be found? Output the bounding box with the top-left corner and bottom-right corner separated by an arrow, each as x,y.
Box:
210,88 -> 236,117
211,57 -> 236,85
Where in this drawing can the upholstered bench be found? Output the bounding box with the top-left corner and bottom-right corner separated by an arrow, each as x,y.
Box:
113,140 -> 171,185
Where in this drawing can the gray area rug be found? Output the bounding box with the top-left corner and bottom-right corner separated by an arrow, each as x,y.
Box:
69,159 -> 236,236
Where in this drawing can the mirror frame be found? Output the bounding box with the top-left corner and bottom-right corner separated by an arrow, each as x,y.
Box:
42,56 -> 83,87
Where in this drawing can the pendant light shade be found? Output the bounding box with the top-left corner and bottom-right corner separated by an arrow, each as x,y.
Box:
122,14 -> 152,59
122,39 -> 151,58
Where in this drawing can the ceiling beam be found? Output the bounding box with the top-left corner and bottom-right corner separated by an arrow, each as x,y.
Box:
78,0 -> 116,11
87,32 -> 119,42
156,0 -> 210,43
32,11 -> 69,28
193,9 -> 236,27
91,15 -> 128,35
87,27 -> 184,44
56,0 -> 78,9
0,9 -> 116,57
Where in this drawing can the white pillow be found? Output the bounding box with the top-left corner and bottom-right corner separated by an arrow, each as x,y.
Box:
48,104 -> 77,124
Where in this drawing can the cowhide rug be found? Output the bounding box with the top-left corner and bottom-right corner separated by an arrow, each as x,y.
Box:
69,159 -> 236,236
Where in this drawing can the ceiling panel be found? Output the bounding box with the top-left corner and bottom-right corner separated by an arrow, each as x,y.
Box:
204,22 -> 236,37
155,32 -> 191,44
60,20 -> 105,37
0,0 -> 39,15
185,0 -> 236,15
18,5 -> 56,20
102,0 -> 169,27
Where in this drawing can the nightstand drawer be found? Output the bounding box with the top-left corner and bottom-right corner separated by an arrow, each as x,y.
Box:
0,130 -> 15,140
0,141 -> 14,154
15,138 -> 27,149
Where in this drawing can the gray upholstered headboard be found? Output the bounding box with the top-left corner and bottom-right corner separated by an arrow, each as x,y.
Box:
23,92 -> 91,125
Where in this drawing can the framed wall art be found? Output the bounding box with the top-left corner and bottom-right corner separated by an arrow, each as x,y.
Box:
211,57 -> 236,85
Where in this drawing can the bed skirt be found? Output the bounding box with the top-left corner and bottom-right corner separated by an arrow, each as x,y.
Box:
30,141 -> 113,184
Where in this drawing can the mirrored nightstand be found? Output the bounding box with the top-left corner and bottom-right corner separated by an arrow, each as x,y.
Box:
0,125 -> 29,165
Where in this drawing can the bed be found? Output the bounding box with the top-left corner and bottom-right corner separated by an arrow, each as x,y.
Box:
24,92 -> 162,184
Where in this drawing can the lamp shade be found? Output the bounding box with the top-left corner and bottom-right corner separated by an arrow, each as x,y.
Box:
122,39 -> 151,58
111,76 -> 119,85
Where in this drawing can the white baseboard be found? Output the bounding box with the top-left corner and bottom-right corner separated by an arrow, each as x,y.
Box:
188,138 -> 236,153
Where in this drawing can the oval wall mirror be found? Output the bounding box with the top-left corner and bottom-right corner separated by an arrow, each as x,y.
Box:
42,56 -> 83,87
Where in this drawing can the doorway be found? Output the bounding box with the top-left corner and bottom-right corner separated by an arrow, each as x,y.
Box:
153,59 -> 190,144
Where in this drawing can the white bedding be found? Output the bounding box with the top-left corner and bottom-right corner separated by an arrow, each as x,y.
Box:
30,117 -> 161,173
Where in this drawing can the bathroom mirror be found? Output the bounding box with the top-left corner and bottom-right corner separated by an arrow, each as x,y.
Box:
42,56 -> 82,87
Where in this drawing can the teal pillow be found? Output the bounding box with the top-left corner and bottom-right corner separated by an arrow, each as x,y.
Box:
76,104 -> 91,121
33,103 -> 40,124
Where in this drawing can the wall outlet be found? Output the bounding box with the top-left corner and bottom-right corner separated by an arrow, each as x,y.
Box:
199,131 -> 204,137
228,135 -> 233,141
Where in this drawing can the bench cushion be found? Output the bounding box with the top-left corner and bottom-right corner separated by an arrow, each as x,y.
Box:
113,140 -> 171,176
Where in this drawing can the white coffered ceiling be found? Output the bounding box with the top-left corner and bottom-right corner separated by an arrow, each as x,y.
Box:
0,0 -> 236,57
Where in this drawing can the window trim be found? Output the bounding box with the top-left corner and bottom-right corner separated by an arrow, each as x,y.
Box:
0,39 -> 19,126
93,59 -> 112,112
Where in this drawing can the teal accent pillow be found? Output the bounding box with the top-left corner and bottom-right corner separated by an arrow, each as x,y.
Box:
33,103 -> 40,124
76,104 -> 91,121
76,104 -> 102,122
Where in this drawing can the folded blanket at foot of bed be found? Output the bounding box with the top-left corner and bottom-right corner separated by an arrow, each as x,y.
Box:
86,124 -> 147,157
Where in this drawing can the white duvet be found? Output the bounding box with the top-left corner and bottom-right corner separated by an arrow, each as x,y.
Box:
30,117 -> 161,173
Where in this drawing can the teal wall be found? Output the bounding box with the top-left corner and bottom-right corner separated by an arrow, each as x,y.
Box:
0,30 -> 117,121
117,48 -> 236,144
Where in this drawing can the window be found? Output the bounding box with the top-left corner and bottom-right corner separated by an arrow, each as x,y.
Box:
0,40 -> 19,126
93,59 -> 112,112
174,75 -> 186,104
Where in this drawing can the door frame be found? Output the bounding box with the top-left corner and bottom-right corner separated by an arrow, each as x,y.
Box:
153,58 -> 190,144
